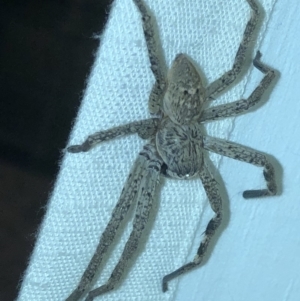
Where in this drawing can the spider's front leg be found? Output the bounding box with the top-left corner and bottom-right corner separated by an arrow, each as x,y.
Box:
133,0 -> 167,114
67,118 -> 159,153
162,163 -> 223,292
206,0 -> 260,100
200,51 -> 276,122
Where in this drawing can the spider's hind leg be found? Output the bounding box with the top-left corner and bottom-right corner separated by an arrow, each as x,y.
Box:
203,135 -> 277,198
65,144 -> 161,301
85,145 -> 163,301
162,163 -> 223,292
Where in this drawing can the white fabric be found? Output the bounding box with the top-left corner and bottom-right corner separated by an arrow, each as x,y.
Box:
17,0 -> 276,300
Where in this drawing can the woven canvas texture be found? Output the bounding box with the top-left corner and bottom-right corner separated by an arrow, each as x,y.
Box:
18,0 -> 276,300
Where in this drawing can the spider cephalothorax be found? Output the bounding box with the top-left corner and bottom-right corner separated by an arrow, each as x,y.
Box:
164,54 -> 206,124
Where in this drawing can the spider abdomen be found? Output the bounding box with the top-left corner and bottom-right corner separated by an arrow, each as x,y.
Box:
156,117 -> 204,179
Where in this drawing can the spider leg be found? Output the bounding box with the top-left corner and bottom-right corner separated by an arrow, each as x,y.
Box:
84,146 -> 163,301
65,144 -> 160,301
162,162 -> 222,292
203,135 -> 277,198
206,0 -> 260,100
133,0 -> 167,114
200,51 -> 275,122
67,118 -> 159,153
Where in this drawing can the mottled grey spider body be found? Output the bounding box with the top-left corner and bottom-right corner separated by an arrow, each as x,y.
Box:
157,54 -> 205,179
65,0 -> 277,300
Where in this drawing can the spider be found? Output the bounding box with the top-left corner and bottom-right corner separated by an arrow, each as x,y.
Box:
65,0 -> 277,300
